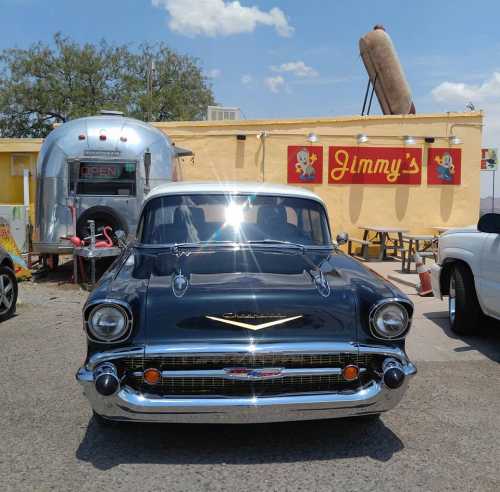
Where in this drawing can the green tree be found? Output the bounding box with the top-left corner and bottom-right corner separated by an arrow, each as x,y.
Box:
0,34 -> 215,137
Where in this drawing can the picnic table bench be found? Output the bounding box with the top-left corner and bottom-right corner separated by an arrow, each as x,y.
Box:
353,226 -> 409,261
347,237 -> 371,260
401,234 -> 436,272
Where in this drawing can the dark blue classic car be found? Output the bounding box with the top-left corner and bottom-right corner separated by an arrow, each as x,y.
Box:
77,182 -> 416,425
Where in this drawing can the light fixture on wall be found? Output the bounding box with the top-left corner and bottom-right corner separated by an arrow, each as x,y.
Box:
357,133 -> 369,144
449,135 -> 462,145
403,135 -> 416,145
306,132 -> 319,144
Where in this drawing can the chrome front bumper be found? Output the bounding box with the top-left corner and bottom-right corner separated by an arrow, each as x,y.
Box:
76,343 -> 417,424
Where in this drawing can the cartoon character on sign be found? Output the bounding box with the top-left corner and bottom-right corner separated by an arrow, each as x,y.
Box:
435,152 -> 455,182
295,148 -> 317,181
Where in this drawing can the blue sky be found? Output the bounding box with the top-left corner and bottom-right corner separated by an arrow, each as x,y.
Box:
2,0 -> 500,196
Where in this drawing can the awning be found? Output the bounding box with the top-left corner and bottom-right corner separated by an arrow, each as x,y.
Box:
173,146 -> 193,157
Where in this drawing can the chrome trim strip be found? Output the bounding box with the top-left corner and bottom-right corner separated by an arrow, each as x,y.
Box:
85,342 -> 410,368
143,341 -> 362,357
129,367 -> 367,378
87,346 -> 145,370
85,342 -> 411,371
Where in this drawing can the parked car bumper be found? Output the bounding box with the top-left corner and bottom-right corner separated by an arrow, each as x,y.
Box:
431,263 -> 443,298
76,345 -> 417,424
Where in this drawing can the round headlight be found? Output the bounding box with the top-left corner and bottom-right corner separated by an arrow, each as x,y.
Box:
370,302 -> 409,339
87,304 -> 130,342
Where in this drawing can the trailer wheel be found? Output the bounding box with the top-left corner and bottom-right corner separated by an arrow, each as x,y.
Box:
42,254 -> 59,271
76,206 -> 128,240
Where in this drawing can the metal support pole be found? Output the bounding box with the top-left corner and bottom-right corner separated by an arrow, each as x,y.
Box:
361,78 -> 371,116
367,75 -> 377,116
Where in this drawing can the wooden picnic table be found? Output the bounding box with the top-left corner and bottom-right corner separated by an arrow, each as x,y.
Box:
432,226 -> 452,234
358,226 -> 409,261
402,234 -> 435,272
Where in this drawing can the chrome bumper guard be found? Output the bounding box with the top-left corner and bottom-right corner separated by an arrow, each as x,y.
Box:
76,343 -> 417,424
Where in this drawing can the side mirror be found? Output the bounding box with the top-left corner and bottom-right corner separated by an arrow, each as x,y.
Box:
114,230 -> 128,248
336,232 -> 349,245
478,213 -> 500,234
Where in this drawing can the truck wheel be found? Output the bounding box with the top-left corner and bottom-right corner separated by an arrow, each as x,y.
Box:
449,264 -> 482,335
0,266 -> 18,322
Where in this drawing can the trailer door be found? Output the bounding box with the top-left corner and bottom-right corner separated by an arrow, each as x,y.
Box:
68,160 -> 139,238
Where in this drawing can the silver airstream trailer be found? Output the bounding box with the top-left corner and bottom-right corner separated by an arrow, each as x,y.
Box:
33,111 -> 187,265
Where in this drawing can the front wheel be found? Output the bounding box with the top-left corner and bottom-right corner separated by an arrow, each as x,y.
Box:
0,266 -> 18,322
449,265 -> 482,335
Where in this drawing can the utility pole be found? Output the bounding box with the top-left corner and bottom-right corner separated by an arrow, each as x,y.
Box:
146,60 -> 156,122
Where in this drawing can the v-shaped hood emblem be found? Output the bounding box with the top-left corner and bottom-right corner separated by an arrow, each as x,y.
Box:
205,315 -> 303,331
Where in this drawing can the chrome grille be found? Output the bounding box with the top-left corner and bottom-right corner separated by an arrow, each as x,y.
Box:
116,352 -> 380,397
120,353 -> 377,371
126,374 -> 358,396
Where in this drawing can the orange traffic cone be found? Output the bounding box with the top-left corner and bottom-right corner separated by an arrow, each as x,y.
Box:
415,252 -> 433,297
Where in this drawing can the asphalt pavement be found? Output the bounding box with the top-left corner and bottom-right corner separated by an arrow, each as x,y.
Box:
0,276 -> 499,492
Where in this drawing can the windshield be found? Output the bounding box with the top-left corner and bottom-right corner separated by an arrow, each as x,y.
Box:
138,194 -> 331,246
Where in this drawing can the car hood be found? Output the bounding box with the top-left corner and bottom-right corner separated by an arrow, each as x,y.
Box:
133,247 -> 387,346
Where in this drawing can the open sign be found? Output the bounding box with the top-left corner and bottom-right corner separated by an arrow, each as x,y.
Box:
79,164 -> 121,180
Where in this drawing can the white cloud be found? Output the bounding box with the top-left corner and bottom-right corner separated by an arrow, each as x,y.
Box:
152,0 -> 293,37
271,61 -> 318,78
265,75 -> 285,93
431,72 -> 500,104
241,74 -> 253,85
207,68 -> 221,78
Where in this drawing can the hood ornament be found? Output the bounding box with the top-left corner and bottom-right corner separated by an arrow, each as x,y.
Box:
206,314 -> 302,331
313,271 -> 331,298
172,270 -> 189,298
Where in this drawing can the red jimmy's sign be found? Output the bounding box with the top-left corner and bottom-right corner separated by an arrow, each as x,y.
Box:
427,148 -> 461,185
328,146 -> 422,185
287,146 -> 323,184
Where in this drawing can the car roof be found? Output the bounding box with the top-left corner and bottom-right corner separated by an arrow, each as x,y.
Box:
144,181 -> 326,205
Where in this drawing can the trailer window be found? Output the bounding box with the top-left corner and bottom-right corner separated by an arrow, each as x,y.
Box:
71,162 -> 136,196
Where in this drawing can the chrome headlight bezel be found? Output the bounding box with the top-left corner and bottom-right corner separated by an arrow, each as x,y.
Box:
84,301 -> 133,343
369,299 -> 412,340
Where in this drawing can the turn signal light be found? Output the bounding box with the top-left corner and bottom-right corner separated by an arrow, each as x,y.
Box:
342,364 -> 359,381
143,368 -> 161,385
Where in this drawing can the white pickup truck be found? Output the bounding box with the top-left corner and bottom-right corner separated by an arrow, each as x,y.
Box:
431,213 -> 500,334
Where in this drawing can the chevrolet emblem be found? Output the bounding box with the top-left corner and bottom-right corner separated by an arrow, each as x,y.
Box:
205,314 -> 302,331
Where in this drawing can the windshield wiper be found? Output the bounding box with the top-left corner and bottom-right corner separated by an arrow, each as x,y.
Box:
168,240 -> 332,255
244,239 -> 306,252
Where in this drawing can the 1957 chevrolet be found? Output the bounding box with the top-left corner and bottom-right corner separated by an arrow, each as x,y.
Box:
76,182 -> 416,425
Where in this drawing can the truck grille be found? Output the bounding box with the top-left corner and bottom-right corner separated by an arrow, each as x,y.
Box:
116,353 -> 380,397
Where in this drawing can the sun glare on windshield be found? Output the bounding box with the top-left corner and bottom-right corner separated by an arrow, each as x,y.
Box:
224,202 -> 245,230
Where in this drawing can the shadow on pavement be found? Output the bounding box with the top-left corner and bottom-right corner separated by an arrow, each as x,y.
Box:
424,311 -> 500,363
76,416 -> 404,470
32,257 -> 114,287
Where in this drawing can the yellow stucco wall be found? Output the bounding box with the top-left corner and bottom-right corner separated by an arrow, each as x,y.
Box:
0,113 -> 482,240
0,139 -> 42,209
154,112 -> 482,238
